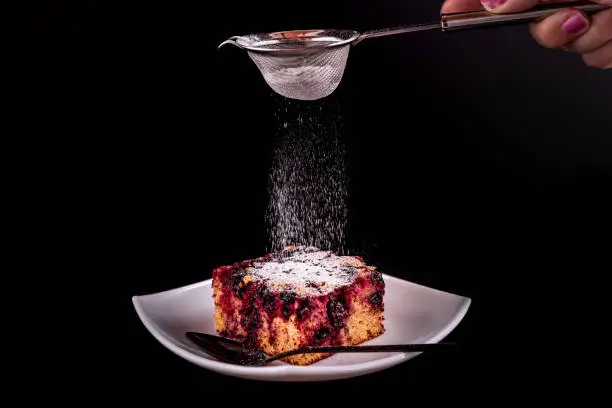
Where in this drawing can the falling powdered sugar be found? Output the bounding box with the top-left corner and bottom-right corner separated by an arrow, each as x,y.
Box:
266,98 -> 348,254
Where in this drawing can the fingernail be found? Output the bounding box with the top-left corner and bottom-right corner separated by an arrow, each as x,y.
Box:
562,15 -> 587,35
480,0 -> 507,9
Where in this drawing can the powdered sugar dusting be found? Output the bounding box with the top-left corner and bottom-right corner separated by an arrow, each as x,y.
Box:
249,247 -> 358,295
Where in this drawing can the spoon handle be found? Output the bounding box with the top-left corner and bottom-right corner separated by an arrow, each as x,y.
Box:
266,342 -> 457,363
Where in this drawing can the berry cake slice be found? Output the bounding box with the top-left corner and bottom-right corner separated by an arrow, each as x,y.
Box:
212,246 -> 385,365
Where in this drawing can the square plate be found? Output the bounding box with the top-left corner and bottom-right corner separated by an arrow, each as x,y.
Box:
132,274 -> 470,381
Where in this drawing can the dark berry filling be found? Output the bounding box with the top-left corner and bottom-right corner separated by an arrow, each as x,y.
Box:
280,291 -> 296,319
280,291 -> 296,304
282,306 -> 291,320
369,291 -> 383,308
230,269 -> 247,297
371,270 -> 383,284
244,306 -> 260,331
257,285 -> 276,314
326,295 -> 347,329
295,299 -> 311,320
313,327 -> 330,344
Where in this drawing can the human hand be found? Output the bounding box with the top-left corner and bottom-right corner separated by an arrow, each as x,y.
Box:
440,0 -> 612,69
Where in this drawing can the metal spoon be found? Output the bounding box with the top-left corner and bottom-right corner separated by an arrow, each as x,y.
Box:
186,332 -> 457,367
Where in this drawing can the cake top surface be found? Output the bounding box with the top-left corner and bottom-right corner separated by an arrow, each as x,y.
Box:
247,247 -> 362,296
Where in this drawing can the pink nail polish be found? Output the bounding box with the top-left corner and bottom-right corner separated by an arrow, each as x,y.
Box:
480,0 -> 507,9
562,15 -> 587,35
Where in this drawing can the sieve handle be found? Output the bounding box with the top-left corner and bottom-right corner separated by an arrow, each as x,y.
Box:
441,1 -> 609,32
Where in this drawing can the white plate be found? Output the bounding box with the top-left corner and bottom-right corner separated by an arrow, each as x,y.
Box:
132,274 -> 471,382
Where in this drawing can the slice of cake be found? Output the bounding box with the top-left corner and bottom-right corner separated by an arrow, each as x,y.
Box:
212,246 -> 385,365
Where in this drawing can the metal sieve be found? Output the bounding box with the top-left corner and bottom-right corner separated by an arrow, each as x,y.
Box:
218,2 -> 608,101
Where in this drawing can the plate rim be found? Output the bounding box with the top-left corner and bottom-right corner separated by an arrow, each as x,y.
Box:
132,274 -> 471,378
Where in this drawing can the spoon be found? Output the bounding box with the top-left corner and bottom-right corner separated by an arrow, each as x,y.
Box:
185,332 -> 457,367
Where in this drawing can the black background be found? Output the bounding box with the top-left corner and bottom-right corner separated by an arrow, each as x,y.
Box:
30,0 -> 610,399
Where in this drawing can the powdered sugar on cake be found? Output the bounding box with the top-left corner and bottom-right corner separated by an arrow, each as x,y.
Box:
248,247 -> 359,296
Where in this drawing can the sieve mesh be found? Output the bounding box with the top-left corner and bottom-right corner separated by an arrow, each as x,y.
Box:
220,30 -> 360,101
247,46 -> 350,100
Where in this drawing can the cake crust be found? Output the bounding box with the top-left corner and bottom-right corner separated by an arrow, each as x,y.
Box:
212,246 -> 385,365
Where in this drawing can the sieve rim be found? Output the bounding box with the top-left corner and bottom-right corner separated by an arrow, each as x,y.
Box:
234,29 -> 361,54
